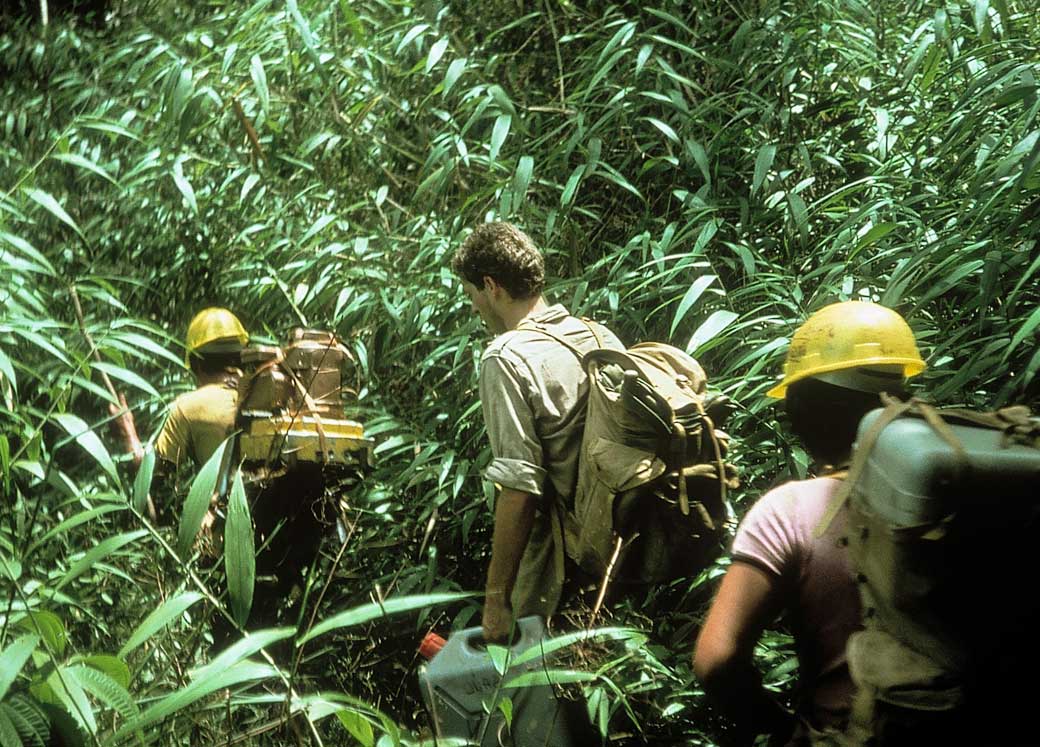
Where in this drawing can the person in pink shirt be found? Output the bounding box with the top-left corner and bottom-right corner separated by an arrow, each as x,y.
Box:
693,302 -> 926,746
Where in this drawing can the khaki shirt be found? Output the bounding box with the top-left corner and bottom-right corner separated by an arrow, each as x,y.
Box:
155,382 -> 238,468
479,304 -> 623,616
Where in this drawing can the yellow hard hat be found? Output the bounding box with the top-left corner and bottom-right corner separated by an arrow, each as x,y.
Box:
184,307 -> 248,366
767,301 -> 925,399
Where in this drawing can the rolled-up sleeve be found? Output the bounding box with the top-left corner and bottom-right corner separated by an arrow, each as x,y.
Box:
479,353 -> 546,495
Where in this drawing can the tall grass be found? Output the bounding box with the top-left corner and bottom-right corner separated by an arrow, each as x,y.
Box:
0,0 -> 1037,743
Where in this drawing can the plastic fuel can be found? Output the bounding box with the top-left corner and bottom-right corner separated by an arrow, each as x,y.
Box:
418,616 -> 584,747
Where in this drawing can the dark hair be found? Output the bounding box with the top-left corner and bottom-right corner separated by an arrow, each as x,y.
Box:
451,222 -> 545,300
190,351 -> 242,377
785,378 -> 907,467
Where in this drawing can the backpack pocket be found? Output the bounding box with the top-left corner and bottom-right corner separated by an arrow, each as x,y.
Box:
570,436 -> 664,574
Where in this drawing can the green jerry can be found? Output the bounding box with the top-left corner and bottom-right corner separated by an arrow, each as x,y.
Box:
846,405 -> 1040,675
417,616 -> 589,747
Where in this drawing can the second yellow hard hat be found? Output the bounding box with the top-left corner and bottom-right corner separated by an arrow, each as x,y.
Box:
767,301 -> 925,399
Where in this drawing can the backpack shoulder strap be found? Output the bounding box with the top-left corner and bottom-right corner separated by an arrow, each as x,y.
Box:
515,317 -> 601,361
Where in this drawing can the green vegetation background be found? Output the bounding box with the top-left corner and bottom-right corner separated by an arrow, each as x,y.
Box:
0,0 -> 1037,744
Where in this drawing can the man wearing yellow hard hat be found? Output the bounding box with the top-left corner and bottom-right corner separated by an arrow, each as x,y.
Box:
694,301 -> 926,746
154,307 -> 249,469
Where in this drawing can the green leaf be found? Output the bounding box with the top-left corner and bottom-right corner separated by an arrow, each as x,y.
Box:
336,710 -> 375,747
1007,304 -> 1040,359
42,666 -> 96,734
396,23 -> 429,55
28,504 -> 124,554
512,155 -> 534,201
670,276 -> 716,338
111,661 -> 278,740
74,655 -> 130,689
503,669 -> 597,688
250,54 -> 269,113
91,361 -> 160,397
51,413 -> 117,481
118,591 -> 205,657
55,530 -> 147,591
299,592 -> 473,645
0,708 -> 21,747
0,348 -> 15,395
752,143 -> 776,195
22,188 -> 84,241
510,627 -> 643,667
560,164 -> 586,208
787,191 -> 809,243
171,158 -> 198,215
645,117 -> 679,144
488,114 -> 511,163
687,139 -> 711,185
16,612 -> 66,657
177,436 -> 232,557
0,634 -> 39,701
443,58 -> 467,97
225,470 -> 255,628
63,664 -> 138,720
192,627 -> 296,682
132,447 -> 155,516
425,37 -> 449,73
50,152 -> 119,186
687,310 -> 739,354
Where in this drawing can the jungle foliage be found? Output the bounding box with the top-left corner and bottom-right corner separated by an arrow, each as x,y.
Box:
0,0 -> 1038,744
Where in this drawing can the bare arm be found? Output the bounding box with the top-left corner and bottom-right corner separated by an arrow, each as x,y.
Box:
693,560 -> 797,745
482,487 -> 537,643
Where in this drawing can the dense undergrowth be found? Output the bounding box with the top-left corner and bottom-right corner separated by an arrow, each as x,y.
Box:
0,0 -> 1037,744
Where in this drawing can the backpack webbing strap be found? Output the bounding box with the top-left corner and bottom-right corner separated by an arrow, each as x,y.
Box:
812,396 -> 915,539
812,396 -> 976,538
514,317 -> 599,361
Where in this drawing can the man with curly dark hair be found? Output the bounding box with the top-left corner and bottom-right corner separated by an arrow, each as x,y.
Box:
452,221 -> 623,642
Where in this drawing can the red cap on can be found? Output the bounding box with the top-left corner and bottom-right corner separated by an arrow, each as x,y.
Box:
419,631 -> 447,660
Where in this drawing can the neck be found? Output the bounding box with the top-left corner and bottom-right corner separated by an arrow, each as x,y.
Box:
196,369 -> 237,387
502,295 -> 550,331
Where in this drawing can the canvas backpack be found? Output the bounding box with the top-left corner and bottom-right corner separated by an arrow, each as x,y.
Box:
523,316 -> 739,585
814,397 -> 1040,744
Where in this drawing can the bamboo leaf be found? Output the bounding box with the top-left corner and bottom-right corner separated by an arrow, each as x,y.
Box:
29,505 -> 124,555
510,627 -> 644,667
118,592 -> 205,657
443,58 -> 467,96
299,592 -> 473,645
51,413 -> 118,481
0,635 -> 39,701
171,158 -> 198,215
425,37 -> 449,73
192,627 -> 296,681
752,143 -> 776,195
50,152 -> 119,186
56,530 -> 147,591
111,661 -> 278,740
91,361 -> 159,397
177,436 -> 233,557
225,470 -> 255,628
132,446 -> 155,516
670,276 -> 716,338
22,188 -> 84,240
687,310 -> 739,354
645,117 -> 679,144
488,114 -> 511,163
250,54 -> 269,113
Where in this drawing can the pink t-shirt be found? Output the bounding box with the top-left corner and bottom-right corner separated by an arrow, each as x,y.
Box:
731,477 -> 861,729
